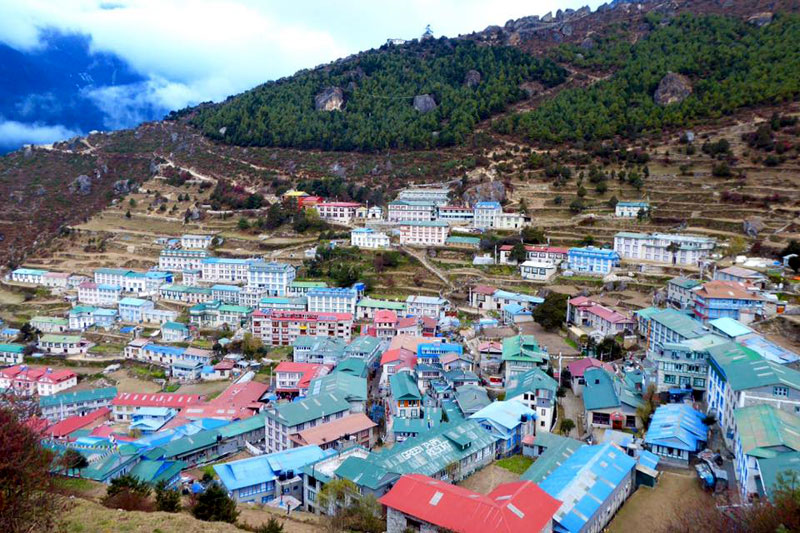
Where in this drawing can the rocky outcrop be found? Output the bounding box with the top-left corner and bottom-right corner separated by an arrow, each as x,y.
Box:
462,179 -> 505,205
520,81 -> 544,98
464,70 -> 481,88
113,179 -> 133,194
654,72 -> 692,106
70,175 -> 92,195
413,94 -> 437,113
314,87 -> 344,111
748,12 -> 773,27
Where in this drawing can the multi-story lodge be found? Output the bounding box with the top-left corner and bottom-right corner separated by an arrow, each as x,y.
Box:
615,201 -> 649,218
78,282 -> 122,306
307,287 -> 358,314
395,187 -> 450,206
387,201 -> 437,223
436,205 -> 473,224
264,393 -> 352,453
692,281 -> 764,324
350,228 -> 391,249
158,249 -> 209,271
613,232 -> 716,266
498,245 -> 568,265
246,261 -> 296,296
567,247 -> 620,275
473,202 -> 502,229
667,277 -> 702,309
180,234 -> 214,249
314,202 -> 362,224
158,284 -> 213,304
251,310 -> 353,346
398,221 -> 449,246
201,257 -> 252,283
567,296 -> 635,338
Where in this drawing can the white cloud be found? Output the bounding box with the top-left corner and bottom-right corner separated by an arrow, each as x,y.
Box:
0,119 -> 80,147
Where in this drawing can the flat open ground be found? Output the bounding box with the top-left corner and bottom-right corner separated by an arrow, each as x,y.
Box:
457,464 -> 521,494
608,471 -> 711,533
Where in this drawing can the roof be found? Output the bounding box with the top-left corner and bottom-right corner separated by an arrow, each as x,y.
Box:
740,335 -> 800,365
446,236 -> 481,245
40,387 -> 117,408
502,335 -> 547,364
374,310 -> 397,323
717,353 -> 800,392
162,321 -> 189,331
472,284 -> 497,295
290,280 -> 328,288
0,343 -> 25,354
539,443 -> 637,532
13,267 -> 48,275
390,372 -> 422,401
130,459 -> 186,485
649,309 -> 706,339
112,392 -> 203,408
521,434 -> 585,483
694,280 -> 761,301
307,372 -> 367,402
118,297 -> 151,306
454,385 -> 491,415
267,394 -> 351,427
31,316 -> 69,325
215,445 -> 335,490
582,367 -> 642,411
669,276 -> 703,290
757,452 -> 800,501
718,265 -> 765,279
644,404 -> 708,453
469,400 -> 536,431
380,347 -> 416,366
357,298 -> 406,310
46,407 -> 110,438
733,404 -> 800,458
708,317 -> 753,338
505,368 -> 558,400
566,357 -> 613,378
378,474 -> 561,533
333,357 -> 368,378
39,334 -> 82,344
290,413 -> 376,447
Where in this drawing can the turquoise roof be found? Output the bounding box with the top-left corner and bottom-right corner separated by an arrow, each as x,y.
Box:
521,433 -> 584,483
389,372 -> 422,401
307,372 -> 367,402
582,367 -> 642,411
267,394 -> 351,427
709,317 -> 752,338
40,387 -> 117,408
504,368 -> 558,400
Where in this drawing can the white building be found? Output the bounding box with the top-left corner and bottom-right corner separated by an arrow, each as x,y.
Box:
181,234 -> 214,249
613,232 -> 716,266
396,187 -> 450,206
37,334 -> 86,356
406,295 -> 448,318
473,202 -> 502,229
493,212 -> 527,230
398,221 -> 449,246
307,288 -> 358,314
159,249 -> 209,271
519,260 -> 557,282
498,245 -> 568,265
615,201 -> 649,218
387,201 -> 437,223
246,261 -> 296,296
78,282 -> 121,306
10,268 -> 48,284
350,228 -> 391,249
436,206 -> 474,224
41,272 -> 71,290
201,257 -> 252,283
315,202 -> 362,224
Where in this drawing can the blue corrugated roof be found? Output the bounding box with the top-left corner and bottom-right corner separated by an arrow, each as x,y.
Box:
540,443 -> 636,533
638,450 -> 660,470
214,445 -> 334,490
644,403 -> 708,453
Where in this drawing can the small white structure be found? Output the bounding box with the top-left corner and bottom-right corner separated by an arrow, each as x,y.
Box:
615,201 -> 649,218
181,234 -> 214,249
315,202 -> 362,224
519,260 -> 557,282
351,228 -> 391,249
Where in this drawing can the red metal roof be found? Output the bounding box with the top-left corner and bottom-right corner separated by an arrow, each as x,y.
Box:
378,474 -> 560,533
473,284 -> 498,295
46,407 -> 111,439
38,369 -> 77,384
373,310 -> 398,323
380,348 -> 416,366
316,202 -> 362,207
112,392 -> 204,408
289,413 -> 376,446
567,357 -> 614,378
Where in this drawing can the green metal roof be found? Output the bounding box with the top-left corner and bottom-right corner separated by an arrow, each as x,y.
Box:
161,429 -> 220,458
504,368 -> 558,400
521,434 -> 583,483
130,459 -> 187,485
217,413 -> 266,438
39,334 -> 81,344
356,298 -> 406,310
308,373 -> 367,402
649,309 -> 706,339
733,404 -> 800,458
635,306 -> 662,320
335,456 -> 397,490
453,384 -> 491,414
333,357 -> 368,378
445,236 -> 481,245
31,316 -> 69,325
502,335 -> 548,363
162,321 -> 188,331
0,343 -> 25,354
709,317 -> 752,338
290,280 -> 328,288
582,367 -> 642,411
669,277 -> 702,290
39,387 -> 117,408
757,452 -> 800,501
267,394 -> 351,427
389,372 -> 422,401
218,304 -> 252,314
344,336 -> 382,356
724,358 -> 800,392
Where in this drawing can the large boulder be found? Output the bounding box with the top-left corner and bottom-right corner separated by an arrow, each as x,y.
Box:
413,94 -> 437,113
464,70 -> 481,88
654,72 -> 692,106
748,12 -> 773,27
314,87 -> 344,111
462,179 -> 505,206
70,175 -> 92,196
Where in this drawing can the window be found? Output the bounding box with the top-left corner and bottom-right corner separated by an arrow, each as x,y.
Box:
663,374 -> 676,384
774,386 -> 788,397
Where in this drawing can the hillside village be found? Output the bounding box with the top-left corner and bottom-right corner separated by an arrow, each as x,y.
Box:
2,174 -> 800,532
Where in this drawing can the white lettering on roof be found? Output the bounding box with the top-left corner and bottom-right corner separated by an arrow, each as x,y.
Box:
506,503 -> 525,519
429,492 -> 443,506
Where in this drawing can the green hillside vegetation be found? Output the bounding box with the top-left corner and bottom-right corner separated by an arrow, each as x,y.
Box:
188,38 -> 566,151
502,13 -> 800,143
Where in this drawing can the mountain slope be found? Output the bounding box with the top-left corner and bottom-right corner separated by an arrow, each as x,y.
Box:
187,39 -> 566,151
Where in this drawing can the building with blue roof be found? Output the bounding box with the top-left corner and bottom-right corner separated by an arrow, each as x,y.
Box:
568,246 -> 620,275
118,297 -> 155,323
469,400 -> 535,457
501,302 -> 533,325
540,442 -> 637,533
473,201 -> 502,229
708,317 -> 752,339
307,287 -> 358,314
11,267 -> 49,284
211,284 -> 242,304
583,367 -> 642,432
615,201 -> 649,218
214,445 -> 335,503
130,407 -> 177,434
739,334 -> 800,365
644,404 -> 708,465
416,342 -> 462,365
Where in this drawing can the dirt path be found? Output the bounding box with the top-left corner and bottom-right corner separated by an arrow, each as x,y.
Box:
401,246 -> 454,290
458,465 -> 520,494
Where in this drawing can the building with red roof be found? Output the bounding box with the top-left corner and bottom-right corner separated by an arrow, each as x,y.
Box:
374,310 -> 398,340
395,317 -> 420,336
380,348 -> 417,388
46,407 -> 111,440
314,202 -> 362,224
111,392 -> 204,422
251,310 -> 353,346
0,365 -> 77,396
379,474 -> 560,533
567,296 -> 635,339
288,412 -> 377,450
274,362 -> 331,396
176,381 -> 268,423
567,357 -> 615,396
469,284 -> 498,310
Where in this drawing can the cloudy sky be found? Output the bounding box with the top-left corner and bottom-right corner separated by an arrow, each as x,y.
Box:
0,0 -> 602,148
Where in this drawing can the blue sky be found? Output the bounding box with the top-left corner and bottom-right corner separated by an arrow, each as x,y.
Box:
0,0 -> 602,148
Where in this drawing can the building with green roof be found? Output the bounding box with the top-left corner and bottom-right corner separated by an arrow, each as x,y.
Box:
453,384 -> 491,417
343,335 -> 383,365
445,235 -> 481,248
666,277 -> 703,309
733,404 -> 800,501
504,367 -> 559,434
521,432 -> 584,481
308,372 -> 367,410
30,316 -> 69,333
644,308 -> 707,353
583,367 -> 642,432
653,333 -> 729,399
0,342 -> 25,364
265,394 -> 351,453
39,386 -> 118,422
333,357 -> 368,378
355,297 -> 406,320
501,334 -> 549,384
288,280 -> 328,296
389,371 -> 422,421
708,341 -> 800,445
755,451 -> 800,501
129,459 -> 186,487
37,334 -> 85,355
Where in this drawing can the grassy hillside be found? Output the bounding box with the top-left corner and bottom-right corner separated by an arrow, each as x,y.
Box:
187,38 -> 566,151
502,13 -> 800,143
